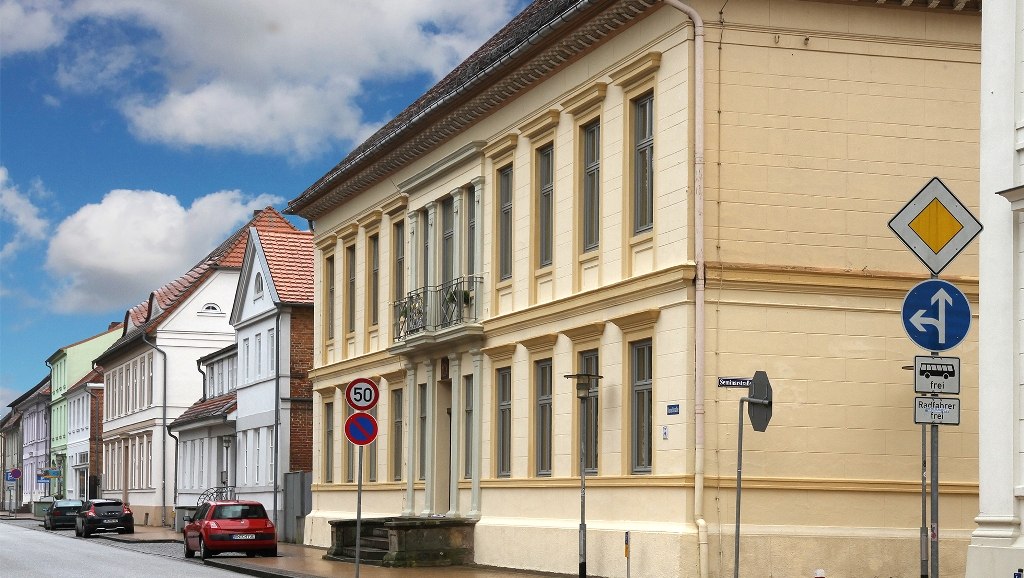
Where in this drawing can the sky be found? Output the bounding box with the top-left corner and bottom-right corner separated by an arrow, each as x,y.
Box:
0,0 -> 529,410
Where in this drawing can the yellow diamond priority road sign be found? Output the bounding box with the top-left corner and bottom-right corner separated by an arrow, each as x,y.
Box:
888,177 -> 982,275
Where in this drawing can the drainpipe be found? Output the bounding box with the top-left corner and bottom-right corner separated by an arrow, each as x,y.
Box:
166,425 -> 179,526
273,309 -> 282,528
142,332 -> 169,527
660,2 -> 707,578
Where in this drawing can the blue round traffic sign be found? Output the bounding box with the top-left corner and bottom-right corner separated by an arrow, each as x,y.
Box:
901,279 -> 971,352
344,412 -> 378,446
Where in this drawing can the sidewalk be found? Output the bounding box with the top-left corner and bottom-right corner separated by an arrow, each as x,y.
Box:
1,511 -> 567,578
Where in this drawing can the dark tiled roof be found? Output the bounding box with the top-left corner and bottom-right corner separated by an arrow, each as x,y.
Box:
287,0 -> 649,218
9,375 -> 50,409
258,229 -> 314,305
98,208 -> 298,363
170,392 -> 237,429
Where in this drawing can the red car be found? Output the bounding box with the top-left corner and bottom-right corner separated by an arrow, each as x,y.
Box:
182,500 -> 277,559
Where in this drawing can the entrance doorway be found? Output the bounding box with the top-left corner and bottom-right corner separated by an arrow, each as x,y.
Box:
432,378 -> 452,513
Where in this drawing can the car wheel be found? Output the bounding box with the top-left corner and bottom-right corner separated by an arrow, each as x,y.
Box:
74,524 -> 81,537
245,551 -> 257,558
82,526 -> 91,538
263,547 -> 278,557
183,534 -> 195,559
43,519 -> 49,530
199,537 -> 213,560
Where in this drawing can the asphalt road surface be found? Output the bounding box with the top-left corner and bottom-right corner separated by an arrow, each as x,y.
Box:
0,521 -> 238,578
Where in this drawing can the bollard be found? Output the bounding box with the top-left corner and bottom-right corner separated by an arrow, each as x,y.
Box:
814,570 -> 825,578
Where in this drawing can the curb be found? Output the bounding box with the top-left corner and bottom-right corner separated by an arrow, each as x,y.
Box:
202,558 -> 320,578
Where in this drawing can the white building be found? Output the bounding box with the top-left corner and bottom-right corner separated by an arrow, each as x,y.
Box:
65,368 -> 105,500
12,378 -> 50,509
966,0 -> 1024,573
94,208 -> 300,526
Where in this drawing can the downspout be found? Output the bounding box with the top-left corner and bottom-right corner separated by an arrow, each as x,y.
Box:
166,425 -> 179,525
660,2 -> 707,578
273,310 -> 282,528
142,332 -> 169,527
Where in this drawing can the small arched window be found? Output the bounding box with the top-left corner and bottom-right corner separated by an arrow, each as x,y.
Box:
254,272 -> 264,297
201,303 -> 222,313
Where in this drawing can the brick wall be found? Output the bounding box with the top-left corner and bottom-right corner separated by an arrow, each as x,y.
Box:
289,307 -> 313,472
88,386 -> 104,481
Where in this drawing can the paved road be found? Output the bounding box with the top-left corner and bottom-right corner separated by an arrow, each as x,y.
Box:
0,521 -> 236,577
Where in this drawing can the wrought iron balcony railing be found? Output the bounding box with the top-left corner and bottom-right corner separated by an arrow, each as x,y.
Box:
393,276 -> 482,342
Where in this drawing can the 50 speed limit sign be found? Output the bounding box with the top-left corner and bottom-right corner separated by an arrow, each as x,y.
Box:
345,377 -> 379,411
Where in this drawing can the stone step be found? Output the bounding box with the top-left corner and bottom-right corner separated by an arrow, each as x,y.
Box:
341,545 -> 388,562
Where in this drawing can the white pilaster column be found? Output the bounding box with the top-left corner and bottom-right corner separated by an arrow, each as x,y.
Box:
447,353 -> 462,517
468,350 -> 483,519
402,361 -> 416,516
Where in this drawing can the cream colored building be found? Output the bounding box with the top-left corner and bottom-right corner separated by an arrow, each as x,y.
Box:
287,1 -> 981,576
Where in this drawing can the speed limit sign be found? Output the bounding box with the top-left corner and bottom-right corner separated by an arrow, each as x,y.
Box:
345,377 -> 379,411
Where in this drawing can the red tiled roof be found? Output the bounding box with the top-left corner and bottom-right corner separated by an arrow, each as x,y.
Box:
257,229 -> 314,305
170,392 -> 237,429
101,208 -> 298,361
66,367 -> 104,396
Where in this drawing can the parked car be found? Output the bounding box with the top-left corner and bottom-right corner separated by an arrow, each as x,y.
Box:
75,499 -> 134,537
43,499 -> 83,530
183,500 -> 277,559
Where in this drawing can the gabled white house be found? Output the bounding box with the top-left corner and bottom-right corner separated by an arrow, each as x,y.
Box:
65,367 -> 105,500
93,208 -> 299,527
12,377 -> 50,510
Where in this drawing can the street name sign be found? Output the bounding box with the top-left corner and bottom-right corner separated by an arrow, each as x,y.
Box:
914,396 -> 961,425
914,355 -> 960,394
901,279 -> 971,352
718,377 -> 752,388
888,177 -> 982,276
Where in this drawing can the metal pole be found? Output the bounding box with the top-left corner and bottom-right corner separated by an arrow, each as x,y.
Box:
625,531 -> 630,578
580,396 -> 587,578
920,423 -> 928,578
734,398 -> 746,578
930,421 -> 939,578
356,445 -> 363,578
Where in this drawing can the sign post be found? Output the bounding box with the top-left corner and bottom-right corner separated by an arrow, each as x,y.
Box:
889,177 -> 980,578
734,371 -> 772,578
344,378 -> 379,578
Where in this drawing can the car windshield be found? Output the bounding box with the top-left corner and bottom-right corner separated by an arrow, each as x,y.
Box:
212,504 -> 267,520
55,500 -> 82,509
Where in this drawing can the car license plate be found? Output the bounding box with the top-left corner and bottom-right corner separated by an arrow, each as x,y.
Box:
104,519 -> 117,524
233,534 -> 256,540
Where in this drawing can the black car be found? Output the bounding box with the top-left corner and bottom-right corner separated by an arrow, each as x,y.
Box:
43,499 -> 83,530
75,499 -> 134,537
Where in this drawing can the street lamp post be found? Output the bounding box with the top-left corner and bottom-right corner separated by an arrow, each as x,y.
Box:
564,372 -> 602,578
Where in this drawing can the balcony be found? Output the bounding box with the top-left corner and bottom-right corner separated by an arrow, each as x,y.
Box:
391,276 -> 483,353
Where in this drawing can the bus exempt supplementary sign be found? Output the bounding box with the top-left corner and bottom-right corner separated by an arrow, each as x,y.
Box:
914,396 -> 961,425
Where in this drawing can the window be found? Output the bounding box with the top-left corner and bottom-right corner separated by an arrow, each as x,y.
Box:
345,404 -> 354,483
498,165 -> 513,280
227,357 -> 236,391
418,383 -> 427,481
535,359 -> 552,476
268,329 -> 276,372
324,402 -> 334,483
369,234 -> 380,326
633,92 -> 654,234
346,245 -> 356,333
242,431 -> 249,485
147,353 -> 154,407
243,338 -> 250,381
579,349 -> 599,474
464,375 -> 473,479
198,438 -> 205,488
216,361 -> 224,396
391,389 -> 403,482
631,340 -> 653,473
254,272 -> 264,297
537,145 -> 554,268
467,192 -> 476,275
368,405 -> 378,482
325,255 -> 336,340
268,426 -> 275,482
254,428 -> 261,484
582,120 -> 600,251
496,367 -> 512,478
421,210 -> 431,288
256,333 -> 263,378
393,221 -> 405,300
442,197 -> 455,283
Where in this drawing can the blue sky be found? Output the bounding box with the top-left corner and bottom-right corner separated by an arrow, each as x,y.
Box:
0,0 -> 528,409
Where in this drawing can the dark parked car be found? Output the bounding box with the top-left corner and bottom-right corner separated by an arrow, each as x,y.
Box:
183,500 -> 277,559
43,499 -> 83,530
75,498 -> 134,537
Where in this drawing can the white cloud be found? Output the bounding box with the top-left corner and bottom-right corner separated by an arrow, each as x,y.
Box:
45,188 -> 282,313
0,0 -> 66,56
0,167 -> 51,261
11,0 -> 521,158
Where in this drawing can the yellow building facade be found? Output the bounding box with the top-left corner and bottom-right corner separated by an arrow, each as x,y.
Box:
287,1 -> 981,576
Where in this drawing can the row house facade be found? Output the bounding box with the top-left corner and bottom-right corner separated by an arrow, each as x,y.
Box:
969,0 -> 1024,573
0,410 -> 22,511
64,367 -> 106,501
93,208 -> 300,527
11,378 -> 51,509
45,323 -> 121,498
289,0 -> 981,576
172,226 -> 314,527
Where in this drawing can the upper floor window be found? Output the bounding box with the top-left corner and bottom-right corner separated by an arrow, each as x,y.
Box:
467,192 -> 476,276
498,165 -> 513,281
579,349 -> 599,474
631,339 -> 653,473
537,145 -> 554,268
254,273 -> 264,298
632,92 -> 654,234
442,198 -> 455,284
535,359 -> 552,477
496,366 -> 512,478
346,245 -> 356,333
369,234 -> 380,326
200,303 -> 222,314
582,120 -> 601,252
393,221 -> 405,300
325,255 -> 336,341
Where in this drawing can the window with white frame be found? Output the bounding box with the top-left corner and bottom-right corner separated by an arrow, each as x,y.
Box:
256,333 -> 263,378
268,329 -> 276,373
